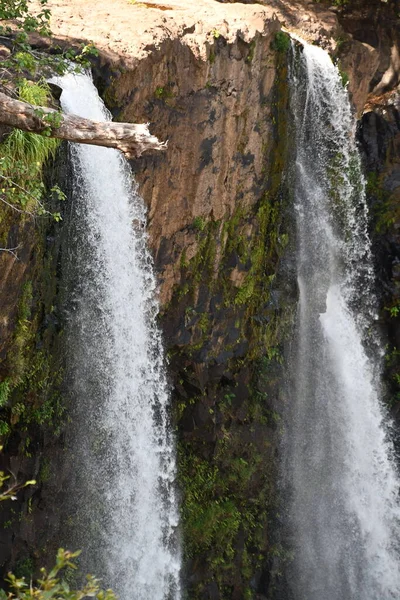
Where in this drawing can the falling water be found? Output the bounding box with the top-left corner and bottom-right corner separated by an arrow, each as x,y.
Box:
284,40 -> 400,599
56,72 -> 181,600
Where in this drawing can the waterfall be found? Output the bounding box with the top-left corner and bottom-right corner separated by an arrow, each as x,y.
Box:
284,40 -> 400,599
55,72 -> 181,600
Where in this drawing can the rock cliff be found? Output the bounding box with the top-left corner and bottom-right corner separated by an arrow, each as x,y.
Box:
1,0 -> 400,598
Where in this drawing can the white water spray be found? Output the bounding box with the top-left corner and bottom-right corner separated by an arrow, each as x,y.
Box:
56,72 -> 181,600
285,40 -> 400,599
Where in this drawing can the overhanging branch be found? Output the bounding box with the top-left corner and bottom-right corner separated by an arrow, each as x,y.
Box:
0,91 -> 167,158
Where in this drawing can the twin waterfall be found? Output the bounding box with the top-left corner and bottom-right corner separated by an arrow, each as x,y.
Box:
58,73 -> 181,600
285,41 -> 400,599
55,39 -> 400,600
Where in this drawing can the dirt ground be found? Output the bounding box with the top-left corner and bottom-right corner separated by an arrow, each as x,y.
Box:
32,0 -> 276,63
32,0 -> 339,64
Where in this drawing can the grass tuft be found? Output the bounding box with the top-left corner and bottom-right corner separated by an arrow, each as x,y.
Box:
0,79 -> 59,212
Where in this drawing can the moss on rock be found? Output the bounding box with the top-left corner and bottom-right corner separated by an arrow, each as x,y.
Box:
163,50 -> 294,599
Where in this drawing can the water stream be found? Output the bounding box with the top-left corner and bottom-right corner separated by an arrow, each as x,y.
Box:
56,72 -> 181,600
284,39 -> 400,600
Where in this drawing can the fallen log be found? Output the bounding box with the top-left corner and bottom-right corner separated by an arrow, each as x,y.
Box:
0,91 -> 167,158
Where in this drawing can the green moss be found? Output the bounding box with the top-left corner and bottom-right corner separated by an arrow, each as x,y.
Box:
0,152 -> 65,442
197,312 -> 210,334
184,218 -> 219,287
103,85 -> 120,110
192,216 -> 207,232
338,65 -> 349,87
0,380 -> 10,407
272,31 -> 290,53
2,285 -> 65,436
8,281 -> 34,386
180,249 -> 189,269
155,85 -> 175,101
219,52 -> 291,356
246,40 -> 257,64
39,457 -> 51,482
167,48 -> 293,599
14,556 -> 35,579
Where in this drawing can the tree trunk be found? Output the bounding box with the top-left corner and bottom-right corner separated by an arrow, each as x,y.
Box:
0,92 -> 167,158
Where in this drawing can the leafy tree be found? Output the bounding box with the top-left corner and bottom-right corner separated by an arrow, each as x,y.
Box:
0,457 -> 35,502
0,0 -> 163,183
0,549 -> 117,600
0,0 -> 96,220
0,462 -> 117,600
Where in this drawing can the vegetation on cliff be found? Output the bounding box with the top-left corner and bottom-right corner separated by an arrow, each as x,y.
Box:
1,0 -> 399,597
0,1 -> 165,161
163,41 -> 295,598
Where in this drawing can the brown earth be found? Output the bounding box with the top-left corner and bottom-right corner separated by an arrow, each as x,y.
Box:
29,0 -> 390,308
33,0 -> 277,63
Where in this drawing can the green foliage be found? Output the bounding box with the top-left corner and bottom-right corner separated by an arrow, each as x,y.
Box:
0,0 -> 51,36
178,387 -> 276,592
246,40 -> 256,64
0,380 -> 11,408
0,447 -> 36,502
13,51 -> 36,74
1,549 -> 117,600
0,268 -> 65,439
0,79 -> 61,217
18,77 -> 50,106
338,66 -> 349,87
192,216 -> 207,232
154,85 -> 174,101
368,170 -> 398,233
385,304 -> 400,318
179,450 -> 241,560
13,558 -> 35,580
0,421 -> 10,436
272,31 -> 290,53
167,51 -> 293,598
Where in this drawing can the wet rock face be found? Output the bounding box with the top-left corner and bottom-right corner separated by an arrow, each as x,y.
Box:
0,220 -> 36,363
338,0 -> 400,94
92,14 -> 294,596
337,4 -> 400,415
358,97 -> 400,423
109,28 -> 279,306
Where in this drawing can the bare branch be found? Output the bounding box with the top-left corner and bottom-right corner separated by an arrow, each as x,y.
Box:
0,245 -> 20,259
0,91 -> 167,158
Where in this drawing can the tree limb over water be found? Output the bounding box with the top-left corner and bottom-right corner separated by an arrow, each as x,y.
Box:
0,91 -> 167,158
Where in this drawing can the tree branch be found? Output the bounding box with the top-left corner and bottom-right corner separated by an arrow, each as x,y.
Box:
0,91 -> 167,159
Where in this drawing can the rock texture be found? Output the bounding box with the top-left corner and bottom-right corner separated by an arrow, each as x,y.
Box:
2,0 -> 400,599
358,89 -> 400,425
3,3 -> 293,598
